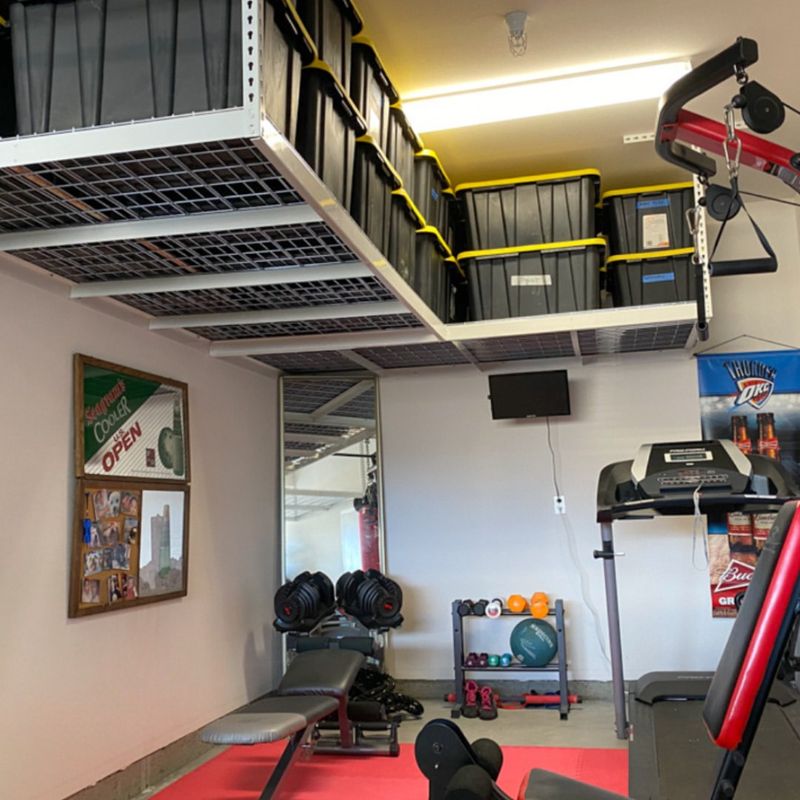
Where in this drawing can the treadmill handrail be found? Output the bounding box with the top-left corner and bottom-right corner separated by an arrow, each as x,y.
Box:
655,37 -> 759,177
597,493 -> 791,523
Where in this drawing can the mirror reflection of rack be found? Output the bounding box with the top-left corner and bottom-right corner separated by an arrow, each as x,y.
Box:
280,376 -> 384,583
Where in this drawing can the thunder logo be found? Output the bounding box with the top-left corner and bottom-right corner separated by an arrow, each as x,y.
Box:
724,359 -> 776,409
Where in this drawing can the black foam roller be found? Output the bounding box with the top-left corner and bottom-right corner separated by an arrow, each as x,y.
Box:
444,765 -> 494,800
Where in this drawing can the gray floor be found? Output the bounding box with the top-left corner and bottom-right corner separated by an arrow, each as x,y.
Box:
131,699 -> 626,799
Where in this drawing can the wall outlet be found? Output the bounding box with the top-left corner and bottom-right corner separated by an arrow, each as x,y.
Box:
554,495 -> 566,515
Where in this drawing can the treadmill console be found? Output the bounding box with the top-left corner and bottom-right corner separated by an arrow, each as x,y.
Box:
631,441 -> 752,498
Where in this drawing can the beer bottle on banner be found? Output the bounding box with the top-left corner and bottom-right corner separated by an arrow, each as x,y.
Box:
757,413 -> 780,460
730,415 -> 752,454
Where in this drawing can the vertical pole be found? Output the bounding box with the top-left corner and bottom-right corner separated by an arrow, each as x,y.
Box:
600,521 -> 628,739
555,599 -> 569,720
452,600 -> 464,717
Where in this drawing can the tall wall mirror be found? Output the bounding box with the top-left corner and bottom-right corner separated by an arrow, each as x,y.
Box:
281,376 -> 384,583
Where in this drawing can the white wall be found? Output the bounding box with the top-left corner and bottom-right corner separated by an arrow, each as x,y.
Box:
381,199 -> 800,682
0,260 -> 280,800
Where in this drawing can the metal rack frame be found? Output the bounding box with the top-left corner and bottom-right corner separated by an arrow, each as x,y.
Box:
450,598 -> 570,721
0,1 -> 711,374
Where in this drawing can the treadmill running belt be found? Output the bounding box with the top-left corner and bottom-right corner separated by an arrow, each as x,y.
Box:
633,700 -> 800,799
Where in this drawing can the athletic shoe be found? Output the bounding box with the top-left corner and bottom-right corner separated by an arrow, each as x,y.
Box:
478,685 -> 498,721
462,680 -> 480,718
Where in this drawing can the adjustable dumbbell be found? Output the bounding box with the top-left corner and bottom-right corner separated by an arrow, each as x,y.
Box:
336,569 -> 404,628
273,571 -> 336,633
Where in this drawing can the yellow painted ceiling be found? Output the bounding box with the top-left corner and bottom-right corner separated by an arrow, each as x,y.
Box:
356,0 -> 800,193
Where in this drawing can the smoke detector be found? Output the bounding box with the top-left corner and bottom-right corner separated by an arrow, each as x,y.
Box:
505,10 -> 529,57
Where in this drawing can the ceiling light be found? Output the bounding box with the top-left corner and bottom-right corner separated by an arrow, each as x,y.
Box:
402,60 -> 692,133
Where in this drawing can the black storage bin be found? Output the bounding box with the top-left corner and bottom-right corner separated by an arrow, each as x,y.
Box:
606,248 -> 696,307
10,0 -> 243,135
602,182 -> 695,254
414,148 -> 452,238
0,21 -> 16,136
296,63 -> 365,209
351,140 -> 400,254
414,226 -> 455,321
462,239 -> 605,321
455,169 -> 601,251
350,33 -> 398,155
386,104 -> 422,197
387,189 -> 424,285
295,0 -> 361,89
263,0 -> 316,143
446,194 -> 468,256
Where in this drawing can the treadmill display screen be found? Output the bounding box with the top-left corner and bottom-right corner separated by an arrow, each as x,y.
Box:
664,449 -> 714,464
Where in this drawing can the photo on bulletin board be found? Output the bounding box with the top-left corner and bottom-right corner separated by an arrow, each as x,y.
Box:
69,480 -> 190,617
74,355 -> 190,482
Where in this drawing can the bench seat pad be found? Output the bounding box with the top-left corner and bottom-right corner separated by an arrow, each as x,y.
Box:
522,769 -> 627,800
201,696 -> 338,745
277,649 -> 364,698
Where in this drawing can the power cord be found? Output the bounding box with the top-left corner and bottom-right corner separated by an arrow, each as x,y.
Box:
691,481 -> 710,571
545,418 -> 611,666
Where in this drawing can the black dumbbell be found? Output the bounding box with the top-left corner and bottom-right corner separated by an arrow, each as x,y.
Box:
336,569 -> 404,628
457,599 -> 475,616
472,599 -> 489,616
273,571 -> 335,633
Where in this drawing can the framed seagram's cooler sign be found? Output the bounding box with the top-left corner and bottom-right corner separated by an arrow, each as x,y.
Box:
75,355 -> 190,481
70,355 -> 191,618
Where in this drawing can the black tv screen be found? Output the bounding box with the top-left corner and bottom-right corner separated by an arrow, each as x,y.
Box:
488,370 -> 570,420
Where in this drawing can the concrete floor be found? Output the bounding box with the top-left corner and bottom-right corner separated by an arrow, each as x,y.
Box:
132,699 -> 626,799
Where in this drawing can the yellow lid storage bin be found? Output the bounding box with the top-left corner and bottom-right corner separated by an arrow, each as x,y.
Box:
606,248 -> 696,307
602,182 -> 695,255
460,239 -> 606,321
455,169 -> 601,251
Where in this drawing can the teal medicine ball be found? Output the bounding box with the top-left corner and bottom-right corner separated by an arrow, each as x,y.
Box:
510,618 -> 557,667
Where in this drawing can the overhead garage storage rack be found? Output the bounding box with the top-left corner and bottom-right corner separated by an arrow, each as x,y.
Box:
0,0 -> 710,375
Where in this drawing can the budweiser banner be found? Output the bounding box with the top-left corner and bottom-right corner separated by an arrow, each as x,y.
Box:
697,349 -> 800,616
77,356 -> 189,481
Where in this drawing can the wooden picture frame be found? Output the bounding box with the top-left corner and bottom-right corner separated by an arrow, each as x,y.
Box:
69,478 -> 191,618
74,354 -> 190,483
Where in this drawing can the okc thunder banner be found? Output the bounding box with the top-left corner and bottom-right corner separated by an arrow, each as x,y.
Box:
697,349 -> 800,616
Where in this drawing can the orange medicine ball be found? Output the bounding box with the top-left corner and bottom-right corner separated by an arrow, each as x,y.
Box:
507,594 -> 527,613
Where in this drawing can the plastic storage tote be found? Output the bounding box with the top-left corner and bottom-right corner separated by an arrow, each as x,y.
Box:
351,139 -> 401,255
455,169 -> 601,251
606,248 -> 696,307
295,0 -> 362,89
461,239 -> 606,321
414,149 -> 453,239
10,0 -> 243,135
350,34 -> 398,155
387,189 -> 425,285
602,182 -> 695,254
263,0 -> 317,143
414,226 -> 456,322
386,104 -> 423,198
296,62 -> 366,210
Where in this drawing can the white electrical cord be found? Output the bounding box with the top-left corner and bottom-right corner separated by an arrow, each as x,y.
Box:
691,481 -> 710,570
545,419 -> 611,665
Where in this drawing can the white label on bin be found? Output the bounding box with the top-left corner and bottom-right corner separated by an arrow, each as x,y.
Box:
642,213 -> 670,249
511,275 -> 552,287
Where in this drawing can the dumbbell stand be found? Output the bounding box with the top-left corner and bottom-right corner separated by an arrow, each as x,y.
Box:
450,599 -> 570,721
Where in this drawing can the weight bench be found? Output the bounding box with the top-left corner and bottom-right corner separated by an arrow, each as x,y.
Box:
201,649 -> 364,799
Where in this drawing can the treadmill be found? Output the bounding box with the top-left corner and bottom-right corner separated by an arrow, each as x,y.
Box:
596,440 -> 800,798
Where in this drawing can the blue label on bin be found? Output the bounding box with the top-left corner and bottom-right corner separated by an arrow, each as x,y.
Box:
642,272 -> 675,284
636,198 -> 671,209
431,189 -> 440,201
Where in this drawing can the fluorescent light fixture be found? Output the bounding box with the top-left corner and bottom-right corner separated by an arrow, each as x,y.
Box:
403,60 -> 692,133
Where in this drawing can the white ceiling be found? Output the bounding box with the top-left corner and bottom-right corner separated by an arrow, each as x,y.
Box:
356,0 -> 800,191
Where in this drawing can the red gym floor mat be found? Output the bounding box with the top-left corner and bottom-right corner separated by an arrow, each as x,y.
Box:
153,741 -> 628,799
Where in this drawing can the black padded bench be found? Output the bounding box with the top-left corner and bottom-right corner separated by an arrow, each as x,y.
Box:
201,649 -> 364,799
